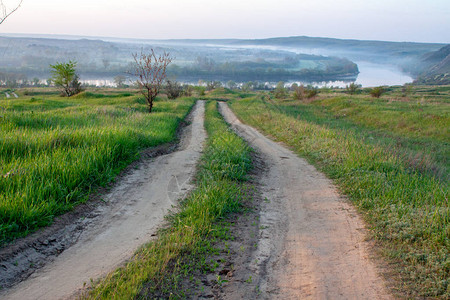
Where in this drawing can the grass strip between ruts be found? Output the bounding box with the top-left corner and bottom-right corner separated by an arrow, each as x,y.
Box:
84,100 -> 252,299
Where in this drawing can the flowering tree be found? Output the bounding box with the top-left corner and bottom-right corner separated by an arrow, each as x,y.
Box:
129,49 -> 172,113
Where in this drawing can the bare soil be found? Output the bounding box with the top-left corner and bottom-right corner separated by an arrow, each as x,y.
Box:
216,102 -> 392,299
0,101 -> 206,300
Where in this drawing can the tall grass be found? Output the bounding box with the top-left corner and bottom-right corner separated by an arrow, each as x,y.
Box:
268,95 -> 449,180
229,90 -> 449,298
84,101 -> 252,299
0,93 -> 195,245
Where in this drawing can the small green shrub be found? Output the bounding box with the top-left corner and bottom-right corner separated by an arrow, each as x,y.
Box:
305,87 -> 318,98
165,80 -> 183,99
370,86 -> 384,98
274,81 -> 287,99
346,83 -> 361,95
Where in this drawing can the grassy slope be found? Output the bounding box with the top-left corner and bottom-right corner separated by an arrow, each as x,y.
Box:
0,91 -> 195,245
228,86 -> 449,298
84,101 -> 252,299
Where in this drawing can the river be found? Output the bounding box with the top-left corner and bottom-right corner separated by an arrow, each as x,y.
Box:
285,61 -> 414,88
81,61 -> 414,89
353,61 -> 413,87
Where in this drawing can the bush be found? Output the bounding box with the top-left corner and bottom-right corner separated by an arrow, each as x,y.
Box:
274,81 -> 287,99
165,80 -> 183,99
292,84 -> 305,100
68,74 -> 83,97
206,81 -> 222,91
306,87 -> 318,98
401,84 -> 413,97
114,75 -> 128,88
226,80 -> 237,90
370,86 -> 384,98
192,86 -> 205,96
182,85 -> 193,97
346,83 -> 361,95
241,81 -> 255,92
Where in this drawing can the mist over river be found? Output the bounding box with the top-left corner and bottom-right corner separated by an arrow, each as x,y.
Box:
353,61 -> 413,87
297,62 -> 413,88
83,61 -> 413,88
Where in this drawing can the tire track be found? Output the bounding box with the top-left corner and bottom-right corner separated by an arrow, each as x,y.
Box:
1,101 -> 206,300
219,101 -> 391,299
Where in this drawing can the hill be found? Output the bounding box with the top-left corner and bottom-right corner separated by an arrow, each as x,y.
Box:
414,45 -> 450,85
0,35 -> 360,84
0,34 -> 446,85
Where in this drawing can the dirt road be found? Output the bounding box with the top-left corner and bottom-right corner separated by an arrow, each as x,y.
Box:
1,101 -> 206,300
219,102 -> 391,299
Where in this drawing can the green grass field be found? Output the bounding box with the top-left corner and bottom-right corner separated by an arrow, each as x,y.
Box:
1,85 -> 449,297
226,85 -> 449,297
0,90 -> 195,245
84,101 -> 252,299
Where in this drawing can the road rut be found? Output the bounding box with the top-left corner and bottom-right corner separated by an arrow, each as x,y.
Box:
219,102 -> 391,299
2,101 -> 206,300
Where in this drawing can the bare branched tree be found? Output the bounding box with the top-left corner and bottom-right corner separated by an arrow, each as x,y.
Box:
0,0 -> 23,25
129,49 -> 172,113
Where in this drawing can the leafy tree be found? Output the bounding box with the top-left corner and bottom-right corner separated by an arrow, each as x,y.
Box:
226,80 -> 237,90
114,75 -> 127,88
274,81 -> 287,99
253,82 -> 268,90
129,49 -> 172,113
206,81 -> 222,91
32,77 -> 40,86
6,78 -> 17,89
50,61 -> 83,97
241,81 -> 255,92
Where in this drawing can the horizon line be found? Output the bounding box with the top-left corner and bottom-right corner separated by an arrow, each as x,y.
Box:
0,32 -> 447,45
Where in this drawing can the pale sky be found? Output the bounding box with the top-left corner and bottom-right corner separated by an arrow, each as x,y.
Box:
1,0 -> 449,43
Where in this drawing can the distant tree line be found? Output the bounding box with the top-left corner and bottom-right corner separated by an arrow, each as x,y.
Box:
167,57 -> 358,82
0,39 -> 359,85
0,71 -> 54,88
